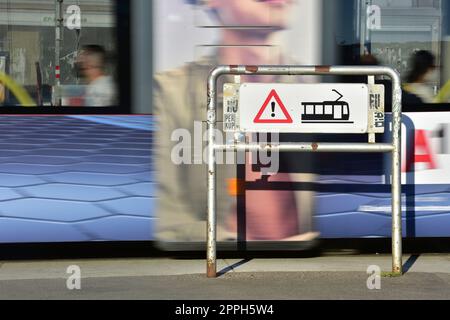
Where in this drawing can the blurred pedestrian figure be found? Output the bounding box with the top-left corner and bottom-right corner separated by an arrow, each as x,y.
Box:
76,45 -> 116,106
403,50 -> 437,104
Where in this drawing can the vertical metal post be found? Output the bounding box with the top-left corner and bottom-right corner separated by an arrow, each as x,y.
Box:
359,0 -> 367,56
207,67 -> 227,278
54,0 -> 63,106
390,70 -> 403,275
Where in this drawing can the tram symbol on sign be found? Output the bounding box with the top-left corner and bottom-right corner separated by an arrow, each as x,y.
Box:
301,89 -> 354,124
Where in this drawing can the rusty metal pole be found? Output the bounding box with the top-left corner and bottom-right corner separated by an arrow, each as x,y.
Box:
206,66 -> 228,278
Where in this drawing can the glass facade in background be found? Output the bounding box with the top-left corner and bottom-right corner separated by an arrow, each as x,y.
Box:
328,0 -> 450,105
0,0 -> 117,106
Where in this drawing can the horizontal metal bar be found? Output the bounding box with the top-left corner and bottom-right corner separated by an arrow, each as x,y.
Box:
211,65 -> 401,80
214,143 -> 395,153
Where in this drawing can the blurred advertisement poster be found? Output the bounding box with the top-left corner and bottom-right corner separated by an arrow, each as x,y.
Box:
153,0 -> 320,244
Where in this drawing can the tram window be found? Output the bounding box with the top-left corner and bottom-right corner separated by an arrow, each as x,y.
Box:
316,104 -> 324,115
335,105 -> 342,119
324,0 -> 450,110
306,105 -> 314,115
325,104 -> 333,115
0,0 -> 130,113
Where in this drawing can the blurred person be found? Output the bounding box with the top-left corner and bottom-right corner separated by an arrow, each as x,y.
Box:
403,50 -> 437,104
76,45 -> 116,106
154,0 -> 318,244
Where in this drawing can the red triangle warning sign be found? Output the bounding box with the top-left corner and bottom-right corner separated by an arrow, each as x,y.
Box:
253,89 -> 293,124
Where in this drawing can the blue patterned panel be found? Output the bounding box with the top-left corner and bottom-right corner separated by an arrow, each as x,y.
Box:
0,116 -> 155,243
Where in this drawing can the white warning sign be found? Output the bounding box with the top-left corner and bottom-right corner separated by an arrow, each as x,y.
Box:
239,83 -> 370,134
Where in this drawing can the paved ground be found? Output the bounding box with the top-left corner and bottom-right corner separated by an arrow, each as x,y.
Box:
0,254 -> 449,300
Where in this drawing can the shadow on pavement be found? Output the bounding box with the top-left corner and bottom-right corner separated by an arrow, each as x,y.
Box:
218,259 -> 253,277
403,254 -> 421,274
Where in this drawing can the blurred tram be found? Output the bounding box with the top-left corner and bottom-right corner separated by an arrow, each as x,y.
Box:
0,0 -> 450,249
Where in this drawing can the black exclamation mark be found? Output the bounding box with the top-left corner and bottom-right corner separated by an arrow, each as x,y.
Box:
271,101 -> 276,118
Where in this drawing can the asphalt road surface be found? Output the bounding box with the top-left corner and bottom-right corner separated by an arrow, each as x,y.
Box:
0,254 -> 449,300
1,272 -> 449,300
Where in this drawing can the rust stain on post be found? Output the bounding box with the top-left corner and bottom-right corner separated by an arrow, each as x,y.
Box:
315,66 -> 331,73
245,66 -> 259,73
392,266 -> 402,275
207,261 -> 216,278
311,143 -> 319,151
230,65 -> 239,72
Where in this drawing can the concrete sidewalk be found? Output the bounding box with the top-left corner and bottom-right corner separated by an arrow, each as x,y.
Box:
0,254 -> 449,299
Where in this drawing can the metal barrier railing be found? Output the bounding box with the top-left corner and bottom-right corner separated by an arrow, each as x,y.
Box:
206,65 -> 403,278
